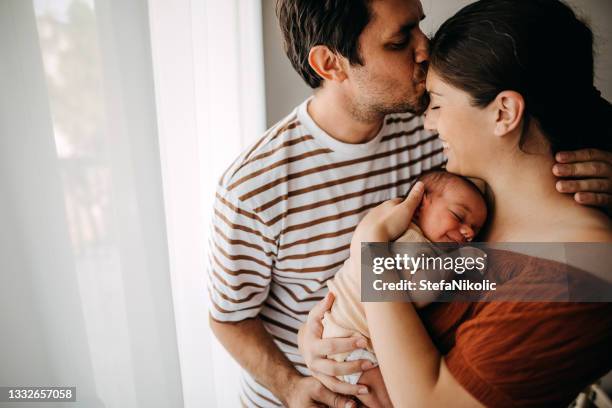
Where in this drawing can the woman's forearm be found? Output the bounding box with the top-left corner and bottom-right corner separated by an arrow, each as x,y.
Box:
363,299 -> 482,408
350,186 -> 481,407
363,300 -> 442,407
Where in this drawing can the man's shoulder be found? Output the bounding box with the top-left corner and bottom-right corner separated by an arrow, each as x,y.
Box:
216,108 -> 311,206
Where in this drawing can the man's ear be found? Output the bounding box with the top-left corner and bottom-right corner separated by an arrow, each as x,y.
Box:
308,45 -> 347,84
492,91 -> 525,137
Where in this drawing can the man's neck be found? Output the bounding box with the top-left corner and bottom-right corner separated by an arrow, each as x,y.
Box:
307,89 -> 384,144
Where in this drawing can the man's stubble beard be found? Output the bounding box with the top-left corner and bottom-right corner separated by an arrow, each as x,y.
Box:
349,68 -> 430,122
350,87 -> 429,123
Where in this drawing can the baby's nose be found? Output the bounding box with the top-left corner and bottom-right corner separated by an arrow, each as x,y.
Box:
460,225 -> 475,242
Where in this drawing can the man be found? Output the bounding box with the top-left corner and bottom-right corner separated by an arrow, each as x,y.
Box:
207,1 -> 612,407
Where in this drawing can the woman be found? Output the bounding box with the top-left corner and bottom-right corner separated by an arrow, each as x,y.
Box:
299,0 -> 612,406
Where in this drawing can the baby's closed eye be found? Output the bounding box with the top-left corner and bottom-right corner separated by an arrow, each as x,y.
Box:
449,209 -> 463,222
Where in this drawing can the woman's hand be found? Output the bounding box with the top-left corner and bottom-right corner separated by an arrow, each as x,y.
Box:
350,181 -> 425,256
554,148 -> 612,211
297,292 -> 373,397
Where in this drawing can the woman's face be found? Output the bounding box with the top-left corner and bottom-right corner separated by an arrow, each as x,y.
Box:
423,69 -> 495,177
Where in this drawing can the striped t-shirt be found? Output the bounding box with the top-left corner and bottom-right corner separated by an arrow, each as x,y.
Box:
207,98 -> 445,407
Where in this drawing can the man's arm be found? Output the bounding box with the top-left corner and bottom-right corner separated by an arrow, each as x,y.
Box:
209,316 -> 296,404
208,185 -> 356,407
210,316 -> 353,407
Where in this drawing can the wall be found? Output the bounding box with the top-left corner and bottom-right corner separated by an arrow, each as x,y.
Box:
262,0 -> 612,127
262,0 -> 311,127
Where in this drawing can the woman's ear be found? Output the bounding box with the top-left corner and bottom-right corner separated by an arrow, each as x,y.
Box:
308,45 -> 348,84
492,91 -> 525,137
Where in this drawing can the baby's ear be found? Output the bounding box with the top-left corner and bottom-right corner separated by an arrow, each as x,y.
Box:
420,191 -> 430,206
414,193 -> 427,219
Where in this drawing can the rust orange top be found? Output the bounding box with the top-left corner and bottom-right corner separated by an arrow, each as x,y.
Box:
420,250 -> 612,407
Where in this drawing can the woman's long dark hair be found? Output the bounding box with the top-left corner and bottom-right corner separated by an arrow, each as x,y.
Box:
429,0 -> 612,154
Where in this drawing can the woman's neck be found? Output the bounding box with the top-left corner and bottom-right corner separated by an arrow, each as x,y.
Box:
482,148 -> 597,242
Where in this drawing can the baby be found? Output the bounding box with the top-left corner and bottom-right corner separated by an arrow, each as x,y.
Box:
322,171 -> 488,384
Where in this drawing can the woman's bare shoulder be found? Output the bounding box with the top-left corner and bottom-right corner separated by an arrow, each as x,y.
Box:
561,206 -> 611,242
570,226 -> 612,242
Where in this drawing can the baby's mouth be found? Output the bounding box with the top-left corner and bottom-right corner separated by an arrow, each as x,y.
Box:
445,233 -> 465,244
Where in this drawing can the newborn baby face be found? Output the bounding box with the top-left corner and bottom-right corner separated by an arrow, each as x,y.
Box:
416,178 -> 487,243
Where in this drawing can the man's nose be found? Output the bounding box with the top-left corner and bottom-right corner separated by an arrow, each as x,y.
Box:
414,28 -> 430,64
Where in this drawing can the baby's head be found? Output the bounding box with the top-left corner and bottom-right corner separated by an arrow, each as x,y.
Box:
413,171 -> 487,243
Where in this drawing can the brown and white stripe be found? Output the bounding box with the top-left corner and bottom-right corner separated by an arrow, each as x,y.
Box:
207,99 -> 445,407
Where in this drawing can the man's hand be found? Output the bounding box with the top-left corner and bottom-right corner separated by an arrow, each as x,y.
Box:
298,292 -> 374,397
285,375 -> 357,408
554,149 -> 612,211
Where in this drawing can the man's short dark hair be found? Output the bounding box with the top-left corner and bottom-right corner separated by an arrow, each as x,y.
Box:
276,0 -> 372,89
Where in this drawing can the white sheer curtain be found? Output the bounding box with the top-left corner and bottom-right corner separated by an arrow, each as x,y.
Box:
147,0 -> 266,406
0,0 -> 264,406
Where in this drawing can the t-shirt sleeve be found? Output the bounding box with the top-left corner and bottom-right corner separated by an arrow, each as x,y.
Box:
206,184 -> 276,322
445,302 -> 612,407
